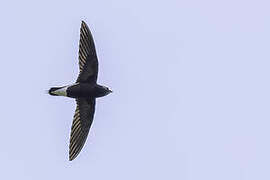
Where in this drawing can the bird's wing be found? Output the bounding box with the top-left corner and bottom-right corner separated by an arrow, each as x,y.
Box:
76,21 -> 99,84
69,98 -> 96,161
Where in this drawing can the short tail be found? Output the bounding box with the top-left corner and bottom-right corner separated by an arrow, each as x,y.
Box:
48,87 -> 62,96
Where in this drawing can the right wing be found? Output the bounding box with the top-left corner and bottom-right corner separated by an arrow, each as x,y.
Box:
76,21 -> 99,84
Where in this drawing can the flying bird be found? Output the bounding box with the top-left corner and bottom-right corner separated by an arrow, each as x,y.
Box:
48,21 -> 112,161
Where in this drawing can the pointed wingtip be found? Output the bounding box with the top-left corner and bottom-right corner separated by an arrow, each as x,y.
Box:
81,20 -> 90,30
69,153 -> 75,161
69,149 -> 79,161
81,20 -> 86,25
69,154 -> 77,161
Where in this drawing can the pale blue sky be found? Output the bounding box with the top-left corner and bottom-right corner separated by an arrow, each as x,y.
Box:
0,0 -> 270,179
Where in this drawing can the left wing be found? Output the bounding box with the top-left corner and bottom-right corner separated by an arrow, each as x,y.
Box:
69,98 -> 96,161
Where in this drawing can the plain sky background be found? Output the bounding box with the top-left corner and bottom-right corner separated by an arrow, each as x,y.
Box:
0,0 -> 270,179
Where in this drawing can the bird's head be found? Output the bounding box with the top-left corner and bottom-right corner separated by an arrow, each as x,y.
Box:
102,85 -> 113,95
95,85 -> 112,97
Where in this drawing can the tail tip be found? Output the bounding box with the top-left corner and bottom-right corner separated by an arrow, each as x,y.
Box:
48,87 -> 60,96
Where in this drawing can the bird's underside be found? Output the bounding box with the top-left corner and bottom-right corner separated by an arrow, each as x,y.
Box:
68,21 -> 99,161
49,21 -> 112,161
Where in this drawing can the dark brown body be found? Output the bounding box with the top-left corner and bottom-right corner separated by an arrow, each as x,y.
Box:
67,83 -> 111,98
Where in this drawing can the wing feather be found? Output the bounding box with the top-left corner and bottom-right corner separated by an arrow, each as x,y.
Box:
69,98 -> 96,161
76,21 -> 98,83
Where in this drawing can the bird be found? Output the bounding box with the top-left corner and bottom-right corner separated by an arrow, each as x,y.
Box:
48,21 -> 112,161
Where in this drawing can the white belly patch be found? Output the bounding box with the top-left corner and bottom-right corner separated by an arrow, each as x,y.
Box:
52,86 -> 68,96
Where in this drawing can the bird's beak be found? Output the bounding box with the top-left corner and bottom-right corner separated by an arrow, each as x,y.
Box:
109,89 -> 113,93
